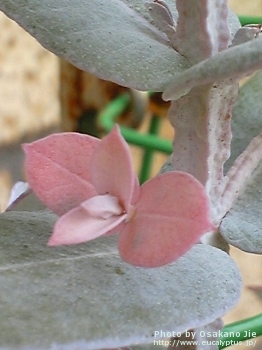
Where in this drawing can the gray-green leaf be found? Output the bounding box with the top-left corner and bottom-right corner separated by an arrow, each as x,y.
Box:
0,0 -> 189,91
163,36 -> 262,101
0,1 -> 240,92
221,70 -> 262,253
0,211 -> 241,349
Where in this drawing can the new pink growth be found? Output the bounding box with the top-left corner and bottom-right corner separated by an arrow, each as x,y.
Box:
23,126 -> 214,267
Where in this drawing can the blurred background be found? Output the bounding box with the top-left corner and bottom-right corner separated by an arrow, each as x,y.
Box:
0,1 -> 262,348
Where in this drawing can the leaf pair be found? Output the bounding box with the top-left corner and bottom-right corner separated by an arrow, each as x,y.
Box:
23,126 -> 214,267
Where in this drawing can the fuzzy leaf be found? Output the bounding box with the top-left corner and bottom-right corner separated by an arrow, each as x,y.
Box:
6,182 -> 49,212
220,161 -> 262,253
6,190 -> 47,212
23,133 -> 99,215
119,172 -> 215,267
194,318 -> 223,350
49,205 -> 127,246
91,126 -> 139,211
225,70 -> 262,172
0,1 -> 240,92
24,129 -> 213,268
0,0 -> 189,92
220,70 -> 262,252
0,211 -> 241,349
163,36 -> 262,101
168,318 -> 223,349
6,182 -> 30,208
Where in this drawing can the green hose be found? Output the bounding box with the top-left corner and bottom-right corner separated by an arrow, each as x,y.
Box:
219,314 -> 262,349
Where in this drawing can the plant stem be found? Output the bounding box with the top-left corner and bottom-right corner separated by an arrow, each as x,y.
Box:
168,83 -> 238,224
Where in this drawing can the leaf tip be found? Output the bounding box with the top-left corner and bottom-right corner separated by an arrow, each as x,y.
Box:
47,234 -> 61,247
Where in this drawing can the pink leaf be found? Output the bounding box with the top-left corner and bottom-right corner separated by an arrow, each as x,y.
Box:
23,133 -> 99,215
81,194 -> 123,219
48,206 -> 127,246
90,125 -> 139,211
119,172 -> 215,267
23,129 -> 214,268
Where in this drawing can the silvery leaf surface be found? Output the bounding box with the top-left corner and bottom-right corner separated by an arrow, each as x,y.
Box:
225,70 -> 262,171
0,211 -> 241,349
221,70 -> 262,253
194,318 -> 223,350
0,0 -> 188,92
0,1 -> 240,92
6,191 -> 47,211
163,36 -> 262,100
168,318 -> 223,349
6,183 -> 47,212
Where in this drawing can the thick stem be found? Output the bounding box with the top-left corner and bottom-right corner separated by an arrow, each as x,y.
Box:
168,82 -> 239,223
175,0 -> 230,64
206,82 -> 239,222
168,86 -> 211,185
